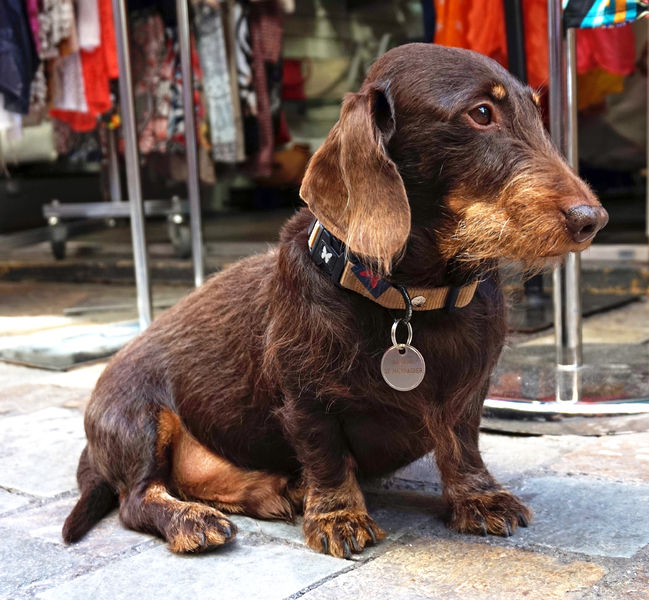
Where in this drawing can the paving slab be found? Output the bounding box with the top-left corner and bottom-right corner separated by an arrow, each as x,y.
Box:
0,383 -> 89,415
298,538 -> 606,600
0,359 -> 104,391
388,433 -> 588,487
0,406 -> 85,497
550,432 -> 649,484
0,361 -> 53,388
479,433 -> 589,481
35,538 -> 350,600
579,546 -> 649,600
0,497 -> 152,559
513,476 -> 649,558
38,361 -> 106,390
0,489 -> 33,515
0,526 -> 92,600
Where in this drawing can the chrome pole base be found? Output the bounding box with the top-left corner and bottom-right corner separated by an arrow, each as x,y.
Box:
483,344 -> 649,435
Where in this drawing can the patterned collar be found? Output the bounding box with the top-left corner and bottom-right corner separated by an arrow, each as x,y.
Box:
307,220 -> 478,311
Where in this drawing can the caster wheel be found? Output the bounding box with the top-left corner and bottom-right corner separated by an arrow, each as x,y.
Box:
50,239 -> 66,260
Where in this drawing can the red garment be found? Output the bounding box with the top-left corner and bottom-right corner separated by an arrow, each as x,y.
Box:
577,25 -> 636,76
435,0 -> 635,89
434,0 -> 471,49
282,59 -> 307,101
50,0 -> 118,132
465,0 -> 548,89
249,1 -> 283,177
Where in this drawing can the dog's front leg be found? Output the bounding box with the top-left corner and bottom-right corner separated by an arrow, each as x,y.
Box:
280,403 -> 386,558
434,399 -> 532,537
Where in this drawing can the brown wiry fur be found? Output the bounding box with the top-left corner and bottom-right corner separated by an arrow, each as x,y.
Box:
63,44 -> 606,559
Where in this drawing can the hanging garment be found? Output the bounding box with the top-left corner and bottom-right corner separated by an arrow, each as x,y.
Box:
0,94 -> 22,142
576,24 -> 636,75
37,0 -> 75,59
130,11 -> 173,152
234,1 -> 260,157
28,63 -> 48,117
50,0 -> 119,132
192,0 -> 238,163
166,26 -> 206,152
25,0 -> 41,55
465,0 -> 549,89
563,0 -> 648,28
249,0 -> 284,177
0,0 -> 40,114
436,0 -> 636,92
50,52 -> 89,114
77,0 -> 101,51
576,68 -> 626,110
98,0 -> 119,78
434,0 -> 471,49
222,0 -> 246,161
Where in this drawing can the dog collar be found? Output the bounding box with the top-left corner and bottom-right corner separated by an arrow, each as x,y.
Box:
307,220 -> 478,311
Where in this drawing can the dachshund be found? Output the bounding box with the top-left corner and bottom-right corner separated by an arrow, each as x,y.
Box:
63,43 -> 608,558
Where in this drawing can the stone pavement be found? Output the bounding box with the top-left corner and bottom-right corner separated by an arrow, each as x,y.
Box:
1,284 -> 649,599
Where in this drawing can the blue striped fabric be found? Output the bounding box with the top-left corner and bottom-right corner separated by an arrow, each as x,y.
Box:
563,0 -> 648,28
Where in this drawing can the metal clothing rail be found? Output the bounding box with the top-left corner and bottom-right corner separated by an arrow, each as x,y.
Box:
111,0 -> 152,329
111,0 -> 205,318
43,0 -> 205,329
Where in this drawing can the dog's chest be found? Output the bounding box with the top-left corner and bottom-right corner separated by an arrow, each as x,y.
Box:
362,302 -> 501,391
336,299 -> 505,475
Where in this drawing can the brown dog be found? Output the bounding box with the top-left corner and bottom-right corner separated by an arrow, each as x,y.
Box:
63,43 -> 607,558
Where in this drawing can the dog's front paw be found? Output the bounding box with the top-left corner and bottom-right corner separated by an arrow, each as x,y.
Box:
447,489 -> 532,537
303,509 -> 386,559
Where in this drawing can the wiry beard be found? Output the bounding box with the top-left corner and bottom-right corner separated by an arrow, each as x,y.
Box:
436,176 -> 592,270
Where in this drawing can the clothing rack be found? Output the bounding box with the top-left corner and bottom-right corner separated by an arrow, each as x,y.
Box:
42,0 -> 205,329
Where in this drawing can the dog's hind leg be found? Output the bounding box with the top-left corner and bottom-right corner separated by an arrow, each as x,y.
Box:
159,409 -> 302,524
118,480 -> 237,553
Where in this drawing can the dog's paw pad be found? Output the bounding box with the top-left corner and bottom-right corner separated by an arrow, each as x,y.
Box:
167,507 -> 237,553
303,510 -> 386,559
448,489 -> 532,538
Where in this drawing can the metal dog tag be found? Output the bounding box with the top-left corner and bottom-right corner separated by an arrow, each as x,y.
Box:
381,344 -> 426,391
381,320 -> 426,391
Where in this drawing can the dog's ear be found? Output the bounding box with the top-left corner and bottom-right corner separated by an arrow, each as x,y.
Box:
300,84 -> 410,274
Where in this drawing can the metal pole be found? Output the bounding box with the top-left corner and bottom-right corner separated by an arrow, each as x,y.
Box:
112,0 -> 153,329
548,2 -> 580,399
550,20 -> 583,401
646,18 -> 649,241
107,127 -> 123,204
175,0 -> 205,287
547,0 -> 565,151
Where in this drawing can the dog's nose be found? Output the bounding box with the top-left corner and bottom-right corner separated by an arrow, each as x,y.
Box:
564,205 -> 609,243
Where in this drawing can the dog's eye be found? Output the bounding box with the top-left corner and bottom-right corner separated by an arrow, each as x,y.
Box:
469,105 -> 492,126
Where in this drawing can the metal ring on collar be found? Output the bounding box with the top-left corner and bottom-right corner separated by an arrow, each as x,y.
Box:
391,319 -> 413,346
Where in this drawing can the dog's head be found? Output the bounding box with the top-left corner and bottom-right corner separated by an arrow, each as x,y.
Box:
300,43 -> 607,274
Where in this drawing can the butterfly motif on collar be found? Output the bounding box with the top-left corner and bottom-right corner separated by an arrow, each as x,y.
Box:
321,245 -> 333,264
